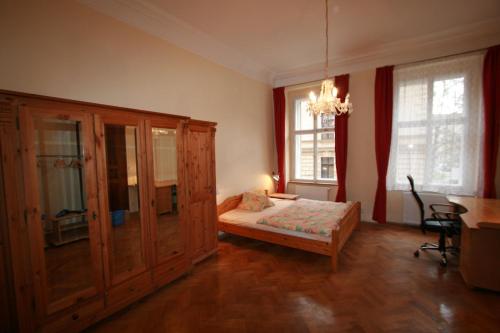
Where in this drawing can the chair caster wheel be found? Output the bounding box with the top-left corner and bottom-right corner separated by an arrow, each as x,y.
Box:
440,258 -> 447,267
414,250 -> 419,258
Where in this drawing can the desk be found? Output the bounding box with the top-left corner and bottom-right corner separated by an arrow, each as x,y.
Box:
447,196 -> 500,291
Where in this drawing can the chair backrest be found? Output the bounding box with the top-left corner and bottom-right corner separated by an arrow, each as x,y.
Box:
407,175 -> 425,227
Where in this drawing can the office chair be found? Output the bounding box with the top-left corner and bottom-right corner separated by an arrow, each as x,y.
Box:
407,175 -> 467,267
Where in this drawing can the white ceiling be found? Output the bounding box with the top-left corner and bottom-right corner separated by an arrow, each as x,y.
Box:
81,0 -> 500,86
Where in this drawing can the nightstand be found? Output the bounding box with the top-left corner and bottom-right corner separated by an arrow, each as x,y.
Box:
268,193 -> 299,200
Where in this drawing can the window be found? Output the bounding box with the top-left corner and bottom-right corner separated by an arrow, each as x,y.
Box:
291,98 -> 336,182
321,157 -> 335,179
388,53 -> 484,195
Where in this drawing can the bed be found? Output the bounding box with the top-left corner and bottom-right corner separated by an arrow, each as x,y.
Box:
217,194 -> 361,272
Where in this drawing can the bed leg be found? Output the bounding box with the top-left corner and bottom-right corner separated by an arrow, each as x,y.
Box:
356,203 -> 361,228
331,230 -> 339,272
331,251 -> 338,272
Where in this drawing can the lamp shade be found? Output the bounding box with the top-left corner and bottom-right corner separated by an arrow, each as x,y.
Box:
272,173 -> 280,182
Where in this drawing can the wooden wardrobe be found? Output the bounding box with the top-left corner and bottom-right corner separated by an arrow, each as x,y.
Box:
185,121 -> 218,263
0,91 -> 218,333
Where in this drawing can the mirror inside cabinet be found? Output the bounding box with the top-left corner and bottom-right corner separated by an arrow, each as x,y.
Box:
104,124 -> 145,276
152,128 -> 182,260
34,117 -> 93,302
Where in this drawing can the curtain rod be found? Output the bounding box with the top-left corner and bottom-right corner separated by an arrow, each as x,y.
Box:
285,46 -> 489,89
396,47 -> 486,68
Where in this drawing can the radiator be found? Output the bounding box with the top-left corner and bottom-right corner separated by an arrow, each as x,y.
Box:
288,183 -> 334,201
403,191 -> 449,225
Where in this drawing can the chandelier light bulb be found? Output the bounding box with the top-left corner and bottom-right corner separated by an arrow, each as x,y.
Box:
309,91 -> 317,102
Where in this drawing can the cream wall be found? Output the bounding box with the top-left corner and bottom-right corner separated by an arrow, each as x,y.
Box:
0,0 -> 274,201
347,70 -> 403,222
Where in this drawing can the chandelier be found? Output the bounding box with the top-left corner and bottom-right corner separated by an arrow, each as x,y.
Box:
307,0 -> 353,116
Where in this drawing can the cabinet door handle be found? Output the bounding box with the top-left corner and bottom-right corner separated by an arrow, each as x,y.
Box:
92,212 -> 97,221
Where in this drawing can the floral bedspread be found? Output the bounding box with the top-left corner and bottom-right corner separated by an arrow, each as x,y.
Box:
256,199 -> 352,237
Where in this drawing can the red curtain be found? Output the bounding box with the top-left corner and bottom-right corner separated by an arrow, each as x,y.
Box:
483,45 -> 500,198
334,74 -> 349,202
273,87 -> 286,193
372,66 -> 394,224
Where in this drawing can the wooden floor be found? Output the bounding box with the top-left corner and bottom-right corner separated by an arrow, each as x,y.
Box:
87,222 -> 500,333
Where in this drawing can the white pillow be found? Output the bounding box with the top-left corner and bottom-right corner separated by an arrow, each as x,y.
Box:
238,192 -> 273,211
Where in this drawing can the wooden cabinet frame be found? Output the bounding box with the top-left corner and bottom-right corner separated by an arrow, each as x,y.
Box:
185,121 -> 218,263
0,90 -> 218,332
94,112 -> 151,288
145,119 -> 191,286
0,95 -> 36,332
18,104 -> 104,321
145,119 -> 188,264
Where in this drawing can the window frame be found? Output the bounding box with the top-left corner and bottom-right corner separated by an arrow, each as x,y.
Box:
320,156 -> 335,179
388,52 -> 484,196
393,73 -> 468,188
289,97 -> 337,184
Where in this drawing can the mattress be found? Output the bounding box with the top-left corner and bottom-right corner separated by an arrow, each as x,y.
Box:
219,198 -> 332,243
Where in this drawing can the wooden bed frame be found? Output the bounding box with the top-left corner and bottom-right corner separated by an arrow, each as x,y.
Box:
217,194 -> 361,272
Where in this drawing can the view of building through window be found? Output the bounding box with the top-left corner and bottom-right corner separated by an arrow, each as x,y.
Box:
394,77 -> 465,186
292,99 -> 336,181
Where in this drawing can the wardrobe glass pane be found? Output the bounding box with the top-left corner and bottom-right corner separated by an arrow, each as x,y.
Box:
152,128 -> 181,259
34,118 -> 93,303
104,125 -> 145,276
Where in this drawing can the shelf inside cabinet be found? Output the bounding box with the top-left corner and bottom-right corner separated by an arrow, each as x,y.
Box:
44,212 -> 89,246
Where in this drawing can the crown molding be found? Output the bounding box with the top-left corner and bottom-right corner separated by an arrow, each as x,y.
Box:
79,0 -> 274,85
77,1 -> 500,89
274,17 -> 500,88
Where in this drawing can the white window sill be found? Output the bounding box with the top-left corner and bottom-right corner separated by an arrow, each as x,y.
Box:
288,180 -> 338,187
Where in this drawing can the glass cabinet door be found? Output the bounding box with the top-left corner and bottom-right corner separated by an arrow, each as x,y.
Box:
20,107 -> 102,317
96,117 -> 149,285
147,124 -> 185,264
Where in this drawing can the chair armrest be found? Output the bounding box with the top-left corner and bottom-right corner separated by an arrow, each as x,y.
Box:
430,203 -> 456,212
431,203 -> 468,215
431,211 -> 461,220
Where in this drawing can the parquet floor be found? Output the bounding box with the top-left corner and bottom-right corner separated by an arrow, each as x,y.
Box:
87,223 -> 500,333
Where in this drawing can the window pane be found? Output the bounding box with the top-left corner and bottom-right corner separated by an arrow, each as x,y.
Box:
295,99 -> 313,131
429,124 -> 464,186
295,134 -> 314,179
316,132 -> 335,180
317,113 -> 334,129
397,80 -> 428,122
394,126 -> 426,185
390,53 -> 483,195
432,77 -> 464,116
